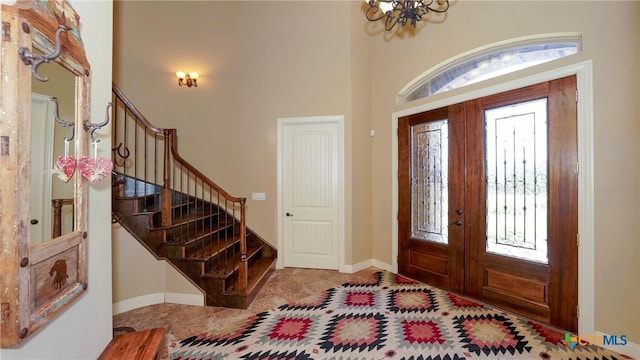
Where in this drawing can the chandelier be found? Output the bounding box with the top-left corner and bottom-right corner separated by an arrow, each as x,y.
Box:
365,0 -> 450,31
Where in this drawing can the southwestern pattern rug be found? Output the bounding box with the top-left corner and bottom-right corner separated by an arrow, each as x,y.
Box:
170,271 -> 633,360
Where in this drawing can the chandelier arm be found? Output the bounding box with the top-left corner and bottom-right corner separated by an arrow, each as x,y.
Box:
366,3 -> 390,22
422,0 -> 450,13
385,13 -> 400,31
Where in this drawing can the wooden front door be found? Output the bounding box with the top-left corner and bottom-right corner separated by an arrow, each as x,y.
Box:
398,76 -> 578,332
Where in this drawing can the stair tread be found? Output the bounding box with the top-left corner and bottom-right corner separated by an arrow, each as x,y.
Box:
163,222 -> 236,244
200,243 -> 263,277
224,256 -> 276,296
171,234 -> 241,261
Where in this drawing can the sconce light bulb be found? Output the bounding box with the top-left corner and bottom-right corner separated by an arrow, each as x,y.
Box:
176,71 -> 198,87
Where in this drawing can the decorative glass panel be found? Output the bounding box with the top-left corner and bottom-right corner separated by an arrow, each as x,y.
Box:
485,98 -> 548,263
411,120 -> 448,244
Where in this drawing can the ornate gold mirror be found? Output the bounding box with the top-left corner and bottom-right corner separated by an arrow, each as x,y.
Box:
1,0 -> 90,347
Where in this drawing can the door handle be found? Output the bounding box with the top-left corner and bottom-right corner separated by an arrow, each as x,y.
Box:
286,212 -> 293,217
30,219 -> 39,225
453,220 -> 462,226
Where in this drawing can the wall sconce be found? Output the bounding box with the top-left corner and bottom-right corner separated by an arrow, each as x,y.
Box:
176,71 -> 198,87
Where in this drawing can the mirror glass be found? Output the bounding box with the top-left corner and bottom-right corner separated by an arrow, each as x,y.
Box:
30,57 -> 76,246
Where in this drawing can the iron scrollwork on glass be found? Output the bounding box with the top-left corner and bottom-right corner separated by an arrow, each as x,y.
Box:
485,98 -> 549,263
410,119 -> 448,244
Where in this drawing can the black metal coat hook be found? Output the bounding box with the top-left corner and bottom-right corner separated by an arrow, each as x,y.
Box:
52,97 -> 74,142
84,103 -> 111,143
18,25 -> 69,82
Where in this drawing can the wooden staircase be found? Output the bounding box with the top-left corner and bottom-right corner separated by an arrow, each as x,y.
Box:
111,85 -> 276,309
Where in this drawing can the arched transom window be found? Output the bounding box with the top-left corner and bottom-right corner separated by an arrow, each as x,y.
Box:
398,34 -> 581,104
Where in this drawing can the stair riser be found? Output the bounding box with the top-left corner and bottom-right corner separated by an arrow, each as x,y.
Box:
121,178 -> 162,197
135,194 -> 161,213
170,260 -> 210,285
199,278 -> 229,304
248,234 -> 277,258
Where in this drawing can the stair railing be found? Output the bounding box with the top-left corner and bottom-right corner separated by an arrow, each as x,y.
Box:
111,84 -> 248,293
52,198 -> 74,238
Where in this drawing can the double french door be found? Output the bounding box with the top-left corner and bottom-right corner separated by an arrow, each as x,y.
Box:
398,76 -> 578,332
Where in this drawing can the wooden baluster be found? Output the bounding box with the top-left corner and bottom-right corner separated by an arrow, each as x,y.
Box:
51,199 -> 73,238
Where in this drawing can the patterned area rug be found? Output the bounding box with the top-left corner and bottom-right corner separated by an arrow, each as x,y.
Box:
170,271 -> 632,360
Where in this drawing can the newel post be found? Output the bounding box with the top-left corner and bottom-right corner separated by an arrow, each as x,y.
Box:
237,198 -> 248,293
160,129 -> 173,227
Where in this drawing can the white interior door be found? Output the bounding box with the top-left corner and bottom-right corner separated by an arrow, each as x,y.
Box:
278,116 -> 344,270
30,93 -> 55,246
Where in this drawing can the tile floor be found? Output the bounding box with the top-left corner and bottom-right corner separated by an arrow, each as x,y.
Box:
112,267 -> 379,359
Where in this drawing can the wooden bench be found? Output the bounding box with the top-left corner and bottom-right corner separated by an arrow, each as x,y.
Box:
99,327 -> 166,360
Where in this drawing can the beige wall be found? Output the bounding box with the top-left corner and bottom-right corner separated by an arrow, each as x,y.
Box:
112,225 -> 203,305
113,1 -> 374,269
113,0 -> 640,345
114,1 -> 357,252
1,0 -> 114,358
349,1 -> 374,265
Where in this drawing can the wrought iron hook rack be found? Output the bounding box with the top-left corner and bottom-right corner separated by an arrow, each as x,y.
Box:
18,25 -> 69,82
83,103 -> 111,143
51,97 -> 74,142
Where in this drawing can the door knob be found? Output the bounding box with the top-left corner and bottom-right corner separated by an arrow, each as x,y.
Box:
454,220 -> 462,226
455,209 -> 463,215
30,219 -> 39,225
286,212 -> 293,217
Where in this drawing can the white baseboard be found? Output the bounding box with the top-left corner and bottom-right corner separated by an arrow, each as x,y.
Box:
341,259 -> 392,274
113,293 -> 164,315
165,292 -> 204,306
342,259 -> 373,273
371,259 -> 393,272
113,292 -> 204,315
595,331 -> 640,359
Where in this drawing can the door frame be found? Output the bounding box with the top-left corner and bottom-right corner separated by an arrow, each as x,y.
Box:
391,60 -> 595,335
276,115 -> 346,272
31,93 -> 56,246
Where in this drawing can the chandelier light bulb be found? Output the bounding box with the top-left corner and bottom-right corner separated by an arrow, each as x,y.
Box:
378,0 -> 393,14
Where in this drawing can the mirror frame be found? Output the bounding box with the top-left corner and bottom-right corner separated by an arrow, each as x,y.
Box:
1,0 -> 90,347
